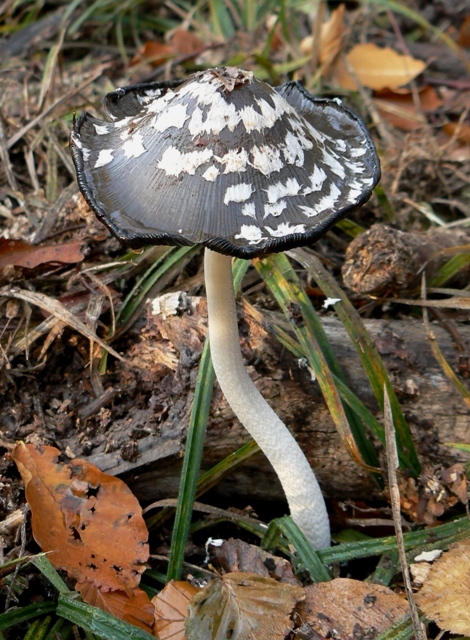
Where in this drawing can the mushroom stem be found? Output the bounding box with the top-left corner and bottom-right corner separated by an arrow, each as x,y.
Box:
204,248 -> 331,549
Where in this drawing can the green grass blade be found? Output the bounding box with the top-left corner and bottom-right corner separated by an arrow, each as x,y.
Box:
429,250 -> 470,288
116,245 -> 197,331
146,439 -> 261,531
209,0 -> 236,38
255,253 -> 380,471
0,602 -> 57,631
289,248 -> 420,476
32,555 -> 71,594
263,516 -> 332,582
166,338 -> 215,581
317,516 -> 470,564
56,594 -> 154,640
166,258 -> 250,580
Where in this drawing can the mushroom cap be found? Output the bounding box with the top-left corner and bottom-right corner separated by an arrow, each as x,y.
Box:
71,67 -> 380,259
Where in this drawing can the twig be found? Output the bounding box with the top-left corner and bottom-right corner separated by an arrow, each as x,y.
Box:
383,386 -> 427,640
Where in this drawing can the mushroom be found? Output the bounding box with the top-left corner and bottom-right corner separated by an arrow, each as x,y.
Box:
70,66 -> 380,549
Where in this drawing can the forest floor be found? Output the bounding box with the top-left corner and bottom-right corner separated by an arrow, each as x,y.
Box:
0,1 -> 469,639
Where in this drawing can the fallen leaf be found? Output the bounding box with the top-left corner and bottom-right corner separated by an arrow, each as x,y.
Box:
457,15 -> 470,47
77,580 -> 155,633
443,121 -> 470,144
131,29 -> 204,67
12,442 -> 149,593
186,572 -> 304,640
300,4 -> 345,71
0,238 -> 84,270
415,538 -> 470,634
333,43 -> 426,91
296,578 -> 408,640
320,4 -> 345,66
130,41 -> 175,67
171,28 -> 204,56
153,580 -> 198,639
373,86 -> 442,131
208,538 -> 300,586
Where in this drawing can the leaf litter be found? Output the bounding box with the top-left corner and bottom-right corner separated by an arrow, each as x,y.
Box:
1,0 -> 469,638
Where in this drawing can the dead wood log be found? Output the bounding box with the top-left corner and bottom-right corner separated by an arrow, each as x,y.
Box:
72,293 -> 470,506
341,223 -> 469,296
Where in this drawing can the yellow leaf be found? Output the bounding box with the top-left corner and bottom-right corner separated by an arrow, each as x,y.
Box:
333,43 -> 426,91
415,538 -> 470,634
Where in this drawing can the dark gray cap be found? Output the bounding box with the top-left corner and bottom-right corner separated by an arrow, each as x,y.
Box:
71,67 -> 380,258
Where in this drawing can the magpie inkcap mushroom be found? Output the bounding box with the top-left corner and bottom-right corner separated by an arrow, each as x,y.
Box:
71,66 -> 380,549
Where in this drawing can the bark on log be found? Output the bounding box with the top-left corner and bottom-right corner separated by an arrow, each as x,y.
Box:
69,292 -> 470,506
341,224 -> 470,296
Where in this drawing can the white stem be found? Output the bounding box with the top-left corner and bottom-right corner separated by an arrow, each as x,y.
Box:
204,248 -> 331,549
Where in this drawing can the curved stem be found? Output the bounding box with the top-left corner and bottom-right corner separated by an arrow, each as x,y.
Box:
204,248 -> 331,549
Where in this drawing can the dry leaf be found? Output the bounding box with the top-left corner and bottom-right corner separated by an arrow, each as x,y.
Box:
153,580 -> 198,639
130,42 -> 175,67
186,572 -> 304,640
131,29 -> 204,67
320,4 -> 345,66
299,5 -> 345,72
443,121 -> 470,144
415,538 -> 470,634
208,538 -> 300,586
373,86 -> 442,131
77,580 -> 155,633
333,43 -> 426,91
12,442 -> 149,593
0,238 -> 84,269
296,578 -> 408,640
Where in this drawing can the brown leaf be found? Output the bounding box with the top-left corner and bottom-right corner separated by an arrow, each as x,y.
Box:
415,538 -> 470,634
333,43 -> 426,91
320,4 -> 345,66
443,121 -> 470,144
0,238 -> 84,270
299,5 -> 345,71
171,29 -> 204,56
186,572 -> 304,640
130,42 -> 175,67
77,580 -> 155,633
208,538 -> 301,586
12,442 -> 148,592
296,578 -> 408,640
152,580 -> 198,639
373,86 -> 442,131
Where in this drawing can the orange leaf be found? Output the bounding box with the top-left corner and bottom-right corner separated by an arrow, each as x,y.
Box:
12,442 -> 149,593
130,42 -> 175,67
77,580 -> 155,633
373,86 -> 442,131
443,122 -> 470,144
153,580 -> 198,639
0,238 -> 84,269
320,4 -> 345,66
333,43 -> 426,91
171,29 -> 204,56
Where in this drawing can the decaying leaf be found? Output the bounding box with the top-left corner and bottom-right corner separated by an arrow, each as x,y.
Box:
296,578 -> 408,640
12,442 -> 149,593
398,464 -> 468,524
0,238 -> 84,270
415,538 -> 470,634
186,572 -> 304,640
131,28 -> 204,67
333,43 -> 426,91
153,580 -> 199,640
208,538 -> 300,586
300,4 -> 345,71
77,580 -> 155,633
373,86 -> 442,131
